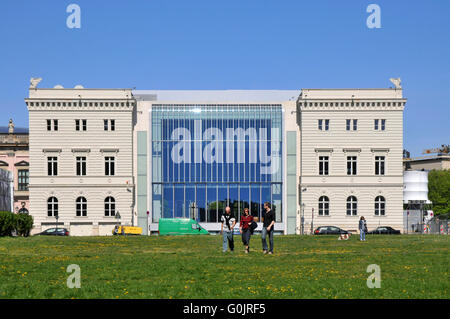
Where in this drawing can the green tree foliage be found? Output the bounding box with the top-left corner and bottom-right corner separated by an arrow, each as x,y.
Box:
0,211 -> 15,236
428,170 -> 450,215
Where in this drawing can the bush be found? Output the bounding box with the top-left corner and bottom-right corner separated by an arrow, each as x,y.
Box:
15,213 -> 33,237
0,211 -> 34,237
0,211 -> 15,236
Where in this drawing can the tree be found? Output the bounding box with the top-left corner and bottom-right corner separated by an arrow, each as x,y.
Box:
428,170 -> 450,215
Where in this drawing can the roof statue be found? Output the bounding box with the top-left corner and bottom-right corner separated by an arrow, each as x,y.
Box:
8,119 -> 14,134
389,77 -> 402,89
29,77 -> 42,89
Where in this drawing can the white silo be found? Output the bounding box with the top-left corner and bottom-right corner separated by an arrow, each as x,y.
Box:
403,170 -> 431,204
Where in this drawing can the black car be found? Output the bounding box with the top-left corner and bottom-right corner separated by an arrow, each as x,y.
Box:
36,228 -> 70,236
314,226 -> 349,235
366,226 -> 401,235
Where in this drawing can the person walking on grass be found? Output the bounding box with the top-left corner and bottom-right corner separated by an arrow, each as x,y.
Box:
239,208 -> 254,253
220,206 -> 236,252
261,202 -> 275,254
359,216 -> 367,241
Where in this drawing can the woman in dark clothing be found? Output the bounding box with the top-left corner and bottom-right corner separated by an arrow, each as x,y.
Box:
240,208 -> 254,253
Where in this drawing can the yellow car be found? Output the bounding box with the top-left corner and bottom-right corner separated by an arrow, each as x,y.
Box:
112,226 -> 143,236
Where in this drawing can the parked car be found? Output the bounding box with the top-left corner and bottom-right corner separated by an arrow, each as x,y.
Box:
314,226 -> 349,235
36,228 -> 69,236
366,226 -> 401,235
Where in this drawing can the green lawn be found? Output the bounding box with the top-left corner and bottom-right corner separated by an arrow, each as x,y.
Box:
0,234 -> 448,299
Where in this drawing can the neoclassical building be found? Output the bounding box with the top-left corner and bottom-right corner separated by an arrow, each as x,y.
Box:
26,79 -> 405,235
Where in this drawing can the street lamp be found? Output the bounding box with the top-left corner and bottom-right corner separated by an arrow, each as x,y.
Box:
301,187 -> 307,235
55,213 -> 59,232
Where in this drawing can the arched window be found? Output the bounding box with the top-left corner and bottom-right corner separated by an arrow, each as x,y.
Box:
375,196 -> 386,216
76,197 -> 87,217
47,197 -> 58,217
105,196 -> 116,217
318,196 -> 329,216
346,196 -> 357,216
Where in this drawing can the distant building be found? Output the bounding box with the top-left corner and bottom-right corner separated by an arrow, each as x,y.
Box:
403,155 -> 450,171
0,119 -> 30,213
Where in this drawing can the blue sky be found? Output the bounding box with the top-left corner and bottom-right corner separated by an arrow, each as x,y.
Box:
0,0 -> 449,156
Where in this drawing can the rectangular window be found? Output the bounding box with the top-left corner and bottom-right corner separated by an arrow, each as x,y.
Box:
53,120 -> 58,131
319,156 -> 329,176
75,119 -> 80,131
105,157 -> 115,176
104,119 -> 108,131
82,119 -> 87,131
47,157 -> 58,176
346,119 -> 351,131
18,169 -> 29,191
375,156 -> 385,175
47,120 -> 51,131
110,119 -> 115,131
318,119 -> 323,130
76,157 -> 87,176
353,119 -> 357,131
325,119 -> 329,131
374,119 -> 379,130
381,119 -> 386,131
347,156 -> 357,175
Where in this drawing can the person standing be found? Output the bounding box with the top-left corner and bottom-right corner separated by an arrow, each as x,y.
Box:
220,206 -> 236,252
239,208 -> 254,253
359,216 -> 367,241
261,202 -> 275,254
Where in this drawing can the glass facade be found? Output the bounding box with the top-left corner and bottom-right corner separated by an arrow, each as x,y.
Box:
151,104 -> 283,223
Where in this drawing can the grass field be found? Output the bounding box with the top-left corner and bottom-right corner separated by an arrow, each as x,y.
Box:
0,234 -> 448,299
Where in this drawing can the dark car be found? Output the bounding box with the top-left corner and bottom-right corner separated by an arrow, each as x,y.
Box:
314,226 -> 349,235
366,226 -> 401,235
36,228 -> 70,236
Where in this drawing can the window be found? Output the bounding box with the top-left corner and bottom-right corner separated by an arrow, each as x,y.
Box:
47,157 -> 58,176
318,119 -> 322,130
75,119 -> 80,131
47,119 -> 51,131
346,196 -> 357,216
346,119 -> 356,131
47,197 -> 58,217
82,119 -> 87,131
318,196 -> 329,216
76,197 -> 87,216
319,156 -> 329,175
375,156 -> 385,175
18,170 -> 29,191
105,157 -> 115,176
375,196 -> 385,216
347,156 -> 357,175
76,157 -> 87,176
375,119 -> 386,131
53,120 -> 58,131
105,196 -> 116,216
104,119 -> 115,131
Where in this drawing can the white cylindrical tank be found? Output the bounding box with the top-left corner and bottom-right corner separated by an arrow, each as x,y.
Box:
403,170 -> 430,203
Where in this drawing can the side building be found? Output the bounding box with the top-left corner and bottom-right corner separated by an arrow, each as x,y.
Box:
26,87 -> 135,235
298,89 -> 405,233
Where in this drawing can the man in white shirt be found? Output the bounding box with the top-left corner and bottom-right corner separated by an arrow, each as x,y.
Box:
220,206 -> 236,252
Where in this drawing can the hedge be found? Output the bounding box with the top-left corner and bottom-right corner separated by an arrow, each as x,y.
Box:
0,211 -> 34,237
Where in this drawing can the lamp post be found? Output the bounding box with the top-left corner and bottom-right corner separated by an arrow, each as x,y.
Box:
55,213 -> 59,232
311,208 -> 314,235
301,203 -> 305,235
